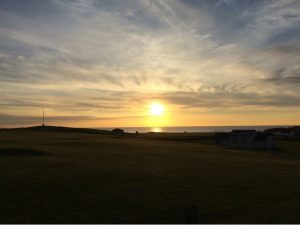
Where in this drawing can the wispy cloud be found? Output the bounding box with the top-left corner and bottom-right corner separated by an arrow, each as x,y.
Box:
0,113 -> 147,127
0,0 -> 299,126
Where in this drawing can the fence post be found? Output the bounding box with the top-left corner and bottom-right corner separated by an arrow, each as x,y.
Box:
185,205 -> 197,224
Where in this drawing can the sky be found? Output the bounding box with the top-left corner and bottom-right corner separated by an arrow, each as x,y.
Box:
0,0 -> 300,128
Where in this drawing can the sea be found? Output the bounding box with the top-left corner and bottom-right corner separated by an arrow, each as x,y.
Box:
96,125 -> 291,133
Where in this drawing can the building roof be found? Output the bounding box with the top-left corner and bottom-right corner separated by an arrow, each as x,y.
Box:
231,130 -> 256,134
254,132 -> 272,141
112,128 -> 124,133
215,132 -> 229,139
230,130 -> 257,137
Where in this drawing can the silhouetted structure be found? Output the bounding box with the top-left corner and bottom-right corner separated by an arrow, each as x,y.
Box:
264,126 -> 300,138
214,132 -> 230,145
215,130 -> 274,150
112,128 -> 124,136
42,108 -> 45,126
253,132 -> 274,149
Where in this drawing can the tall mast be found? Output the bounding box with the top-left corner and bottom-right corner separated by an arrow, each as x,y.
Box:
42,107 -> 45,126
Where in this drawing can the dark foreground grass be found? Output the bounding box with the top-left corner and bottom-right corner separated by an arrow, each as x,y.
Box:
0,130 -> 299,223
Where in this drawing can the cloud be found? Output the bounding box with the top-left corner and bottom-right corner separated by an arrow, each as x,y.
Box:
240,0 -> 300,46
264,67 -> 300,84
160,88 -> 300,110
0,113 -> 147,127
0,0 -> 300,126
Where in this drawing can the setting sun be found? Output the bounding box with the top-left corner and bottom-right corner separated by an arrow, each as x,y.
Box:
150,103 -> 164,116
1,1 -> 300,224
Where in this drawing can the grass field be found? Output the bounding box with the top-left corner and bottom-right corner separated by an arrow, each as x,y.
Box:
0,128 -> 300,223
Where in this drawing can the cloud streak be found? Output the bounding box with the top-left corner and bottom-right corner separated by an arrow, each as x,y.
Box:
0,0 -> 300,127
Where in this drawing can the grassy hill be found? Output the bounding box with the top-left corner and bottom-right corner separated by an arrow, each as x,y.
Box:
0,127 -> 299,223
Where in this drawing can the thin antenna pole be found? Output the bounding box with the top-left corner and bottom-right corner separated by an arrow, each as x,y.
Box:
42,107 -> 45,126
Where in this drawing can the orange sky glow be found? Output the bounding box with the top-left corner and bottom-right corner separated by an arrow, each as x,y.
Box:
0,0 -> 300,128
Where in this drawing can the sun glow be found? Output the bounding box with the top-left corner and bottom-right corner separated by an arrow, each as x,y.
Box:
152,127 -> 162,132
150,103 -> 164,116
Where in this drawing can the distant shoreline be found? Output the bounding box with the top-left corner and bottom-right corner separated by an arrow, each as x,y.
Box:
1,125 -> 298,134
95,125 -> 297,133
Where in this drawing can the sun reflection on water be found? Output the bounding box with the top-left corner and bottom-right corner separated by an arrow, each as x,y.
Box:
151,127 -> 162,132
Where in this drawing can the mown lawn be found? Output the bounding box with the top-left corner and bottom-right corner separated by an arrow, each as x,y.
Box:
0,130 -> 299,223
